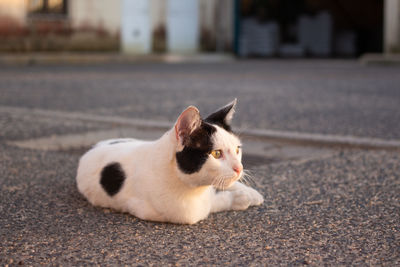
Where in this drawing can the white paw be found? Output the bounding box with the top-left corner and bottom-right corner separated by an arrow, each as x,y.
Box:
231,190 -> 251,210
248,187 -> 264,206
231,187 -> 264,211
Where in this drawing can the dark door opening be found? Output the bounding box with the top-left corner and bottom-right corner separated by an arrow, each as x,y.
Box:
234,0 -> 383,58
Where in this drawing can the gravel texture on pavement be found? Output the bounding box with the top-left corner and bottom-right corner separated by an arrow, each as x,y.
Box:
0,111 -> 111,141
1,143 -> 398,266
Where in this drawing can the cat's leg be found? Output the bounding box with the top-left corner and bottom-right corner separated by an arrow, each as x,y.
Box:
125,198 -> 164,222
210,182 -> 263,212
210,191 -> 235,213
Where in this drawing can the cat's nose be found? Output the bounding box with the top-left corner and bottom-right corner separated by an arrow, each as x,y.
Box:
233,164 -> 243,175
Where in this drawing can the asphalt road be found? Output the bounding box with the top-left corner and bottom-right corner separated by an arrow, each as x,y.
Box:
1,60 -> 399,265
0,60 -> 400,140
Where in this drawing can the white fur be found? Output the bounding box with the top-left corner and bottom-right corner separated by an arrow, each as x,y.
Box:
76,107 -> 264,224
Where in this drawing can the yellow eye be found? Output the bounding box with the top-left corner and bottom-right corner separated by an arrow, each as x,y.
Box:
210,150 -> 223,159
236,146 -> 241,154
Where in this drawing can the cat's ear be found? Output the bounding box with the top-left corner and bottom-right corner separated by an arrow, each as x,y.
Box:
205,99 -> 237,131
174,106 -> 202,145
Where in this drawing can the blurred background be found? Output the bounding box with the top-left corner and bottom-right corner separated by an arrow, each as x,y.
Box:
0,0 -> 398,58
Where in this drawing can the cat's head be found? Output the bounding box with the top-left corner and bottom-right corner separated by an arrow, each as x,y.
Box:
173,99 -> 243,189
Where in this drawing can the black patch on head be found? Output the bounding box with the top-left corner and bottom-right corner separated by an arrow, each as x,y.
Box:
176,121 -> 216,174
100,162 -> 126,196
205,104 -> 234,132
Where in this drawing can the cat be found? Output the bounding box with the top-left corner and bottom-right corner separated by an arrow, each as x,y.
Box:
76,99 -> 263,224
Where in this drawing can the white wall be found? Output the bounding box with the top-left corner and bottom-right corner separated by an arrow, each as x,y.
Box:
68,0 -> 167,40
0,0 -> 26,24
384,0 -> 400,53
69,0 -> 121,35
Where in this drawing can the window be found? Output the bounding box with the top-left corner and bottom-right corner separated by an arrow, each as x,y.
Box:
27,0 -> 67,15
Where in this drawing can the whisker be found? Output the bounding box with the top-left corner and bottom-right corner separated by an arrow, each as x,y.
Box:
239,172 -> 249,186
218,176 -> 224,191
213,174 -> 237,191
241,169 -> 257,187
243,169 -> 256,177
212,175 -> 222,190
213,175 -> 221,190
240,175 -> 251,187
246,175 -> 257,187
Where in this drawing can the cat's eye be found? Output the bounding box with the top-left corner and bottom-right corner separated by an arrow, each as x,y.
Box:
210,150 -> 223,159
236,146 -> 242,154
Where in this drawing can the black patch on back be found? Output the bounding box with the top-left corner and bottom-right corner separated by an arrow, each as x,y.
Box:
205,105 -> 234,132
109,140 -> 130,145
176,121 -> 216,174
100,162 -> 126,196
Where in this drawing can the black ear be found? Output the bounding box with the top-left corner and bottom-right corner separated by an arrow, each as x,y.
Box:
205,99 -> 237,132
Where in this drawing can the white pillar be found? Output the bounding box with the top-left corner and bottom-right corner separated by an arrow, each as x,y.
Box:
384,0 -> 400,53
121,0 -> 152,54
167,0 -> 199,53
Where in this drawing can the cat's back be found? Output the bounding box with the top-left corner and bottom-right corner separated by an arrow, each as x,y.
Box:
76,138 -> 154,205
78,138 -> 150,170
76,138 -> 152,185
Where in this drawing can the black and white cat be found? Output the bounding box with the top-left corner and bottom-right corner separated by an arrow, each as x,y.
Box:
76,100 -> 263,224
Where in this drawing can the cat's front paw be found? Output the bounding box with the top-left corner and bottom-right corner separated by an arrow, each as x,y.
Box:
231,190 -> 251,210
248,187 -> 264,206
231,187 -> 264,210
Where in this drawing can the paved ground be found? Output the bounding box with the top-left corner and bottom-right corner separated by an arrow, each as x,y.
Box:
0,60 -> 400,139
0,60 -> 399,265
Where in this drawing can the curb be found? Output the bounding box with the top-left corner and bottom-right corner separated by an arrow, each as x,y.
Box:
0,53 -> 235,65
240,129 -> 400,150
359,53 -> 400,66
2,106 -> 400,151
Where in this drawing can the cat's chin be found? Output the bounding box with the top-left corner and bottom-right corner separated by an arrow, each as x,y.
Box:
213,174 -> 240,190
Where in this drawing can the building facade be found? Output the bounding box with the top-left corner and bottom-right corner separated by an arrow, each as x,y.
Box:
0,0 -> 398,56
0,0 -> 233,53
